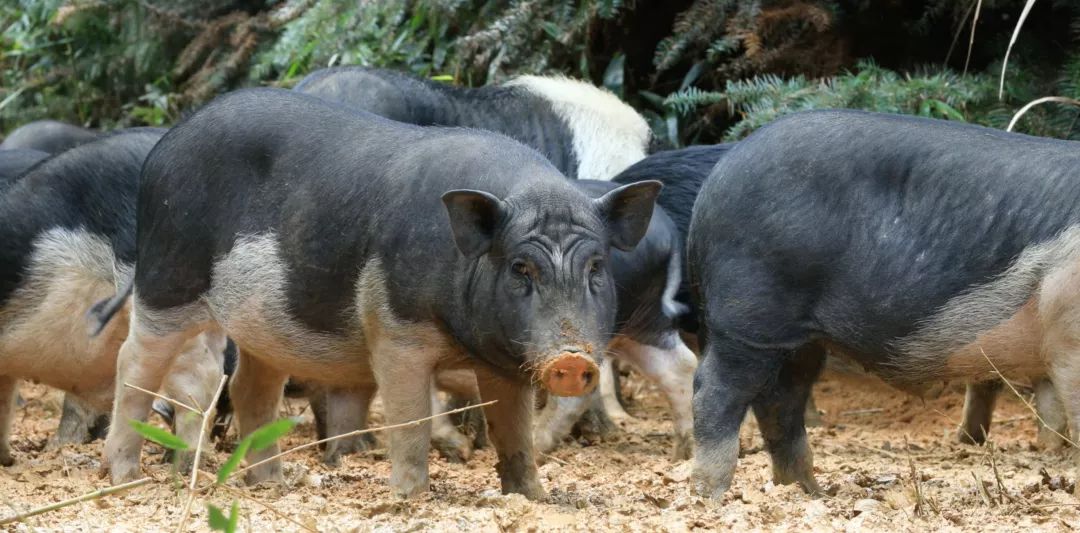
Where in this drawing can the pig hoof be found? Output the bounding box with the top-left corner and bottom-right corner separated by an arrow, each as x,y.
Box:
505,480 -> 546,501
433,431 -> 472,464
957,430 -> 986,446
322,434 -> 375,466
334,434 -> 375,454
800,478 -> 826,497
52,428 -> 92,449
577,406 -> 618,440
322,452 -> 341,468
391,476 -> 429,499
672,432 -> 694,461
1037,430 -> 1068,452
691,475 -> 729,500
109,461 -> 143,484
691,463 -> 732,500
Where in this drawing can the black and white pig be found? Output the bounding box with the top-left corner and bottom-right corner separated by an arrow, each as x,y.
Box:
617,141 -> 1068,452
99,88 -> 661,499
294,67 -> 651,181
290,179 -> 695,465
0,129 -> 226,468
0,146 -> 113,446
688,109 -> 1080,498
295,67 -> 699,459
1,120 -> 101,154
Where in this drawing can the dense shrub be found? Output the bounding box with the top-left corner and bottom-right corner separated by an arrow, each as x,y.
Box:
3,0 -> 1080,144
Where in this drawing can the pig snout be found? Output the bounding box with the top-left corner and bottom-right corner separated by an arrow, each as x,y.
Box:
538,351 -> 599,397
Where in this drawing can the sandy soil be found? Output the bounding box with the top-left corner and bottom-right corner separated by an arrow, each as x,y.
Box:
3,369 -> 1079,532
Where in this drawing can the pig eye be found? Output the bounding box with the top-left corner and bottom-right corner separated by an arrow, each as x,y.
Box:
511,261 -> 529,277
589,261 -> 602,275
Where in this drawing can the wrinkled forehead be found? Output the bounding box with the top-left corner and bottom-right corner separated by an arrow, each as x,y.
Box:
502,188 -> 606,251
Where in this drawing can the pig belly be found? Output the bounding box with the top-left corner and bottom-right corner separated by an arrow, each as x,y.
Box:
205,233 -> 374,387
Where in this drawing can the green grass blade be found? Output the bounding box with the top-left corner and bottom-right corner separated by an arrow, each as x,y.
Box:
129,420 -> 189,451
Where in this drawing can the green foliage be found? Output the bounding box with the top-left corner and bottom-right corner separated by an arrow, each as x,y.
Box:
665,61 -> 1011,140
250,0 -> 460,85
130,420 -> 191,451
251,0 -> 627,87
5,0 -> 1080,144
126,414 -> 294,531
454,0 -> 620,83
654,0 -> 739,74
207,502 -> 239,533
217,418 -> 297,484
1,0 -> 179,129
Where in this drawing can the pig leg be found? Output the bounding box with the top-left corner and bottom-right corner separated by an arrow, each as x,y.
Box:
308,385 -> 330,441
1047,363 -> 1080,495
53,394 -> 108,447
162,330 -> 227,472
370,343 -> 434,499
446,394 -> 489,450
106,318 -> 200,484
750,344 -> 826,495
533,391 -> 591,455
430,384 -> 472,463
575,393 -> 618,442
1034,378 -> 1070,450
0,377 -> 15,466
436,369 -> 487,449
475,368 -> 545,500
961,380 -> 1000,443
609,334 -> 697,460
803,393 -> 824,427
959,380 -> 1002,445
692,334 -> 787,498
310,385 -> 377,467
598,357 -> 632,422
229,349 -> 288,485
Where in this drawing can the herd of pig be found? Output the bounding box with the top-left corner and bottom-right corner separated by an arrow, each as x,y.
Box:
1,67 -> 1078,503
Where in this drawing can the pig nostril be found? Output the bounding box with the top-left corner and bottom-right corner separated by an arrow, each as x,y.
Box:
582,370 -> 594,384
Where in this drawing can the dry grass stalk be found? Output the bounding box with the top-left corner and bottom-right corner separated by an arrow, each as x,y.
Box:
964,0 -> 983,76
0,477 -> 152,525
904,436 -> 937,516
999,0 -> 1039,99
124,382 -> 200,415
1007,96 -> 1080,132
986,442 -> 1017,504
234,399 -> 497,478
174,374 -> 229,533
972,471 -> 994,507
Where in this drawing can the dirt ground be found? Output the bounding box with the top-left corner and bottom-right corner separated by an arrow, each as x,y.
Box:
3,369 -> 1079,532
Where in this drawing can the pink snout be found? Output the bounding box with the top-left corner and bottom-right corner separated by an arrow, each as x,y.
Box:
538,352 -> 599,397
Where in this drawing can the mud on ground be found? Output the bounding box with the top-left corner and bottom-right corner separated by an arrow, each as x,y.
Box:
3,370 -> 1079,532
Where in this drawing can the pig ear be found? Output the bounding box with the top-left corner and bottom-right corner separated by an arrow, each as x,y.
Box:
593,180 -> 663,251
442,189 -> 505,259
